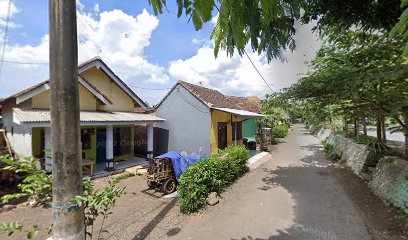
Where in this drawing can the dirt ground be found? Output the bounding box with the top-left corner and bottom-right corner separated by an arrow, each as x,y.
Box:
0,173 -> 191,240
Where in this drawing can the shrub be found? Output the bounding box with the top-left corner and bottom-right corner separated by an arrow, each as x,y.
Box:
0,156 -> 52,205
178,146 -> 249,214
272,125 -> 289,138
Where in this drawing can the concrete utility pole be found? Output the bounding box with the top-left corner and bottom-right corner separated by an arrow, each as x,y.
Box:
49,0 -> 85,239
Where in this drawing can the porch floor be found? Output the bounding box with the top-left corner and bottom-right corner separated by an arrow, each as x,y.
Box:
92,156 -> 148,178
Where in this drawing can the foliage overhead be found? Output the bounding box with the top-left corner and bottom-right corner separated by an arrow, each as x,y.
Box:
283,30 -> 408,136
148,0 -> 303,62
302,0 -> 406,34
391,0 -> 408,55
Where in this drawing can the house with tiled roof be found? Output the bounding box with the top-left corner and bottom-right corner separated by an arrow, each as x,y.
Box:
154,81 -> 263,155
0,57 -> 164,173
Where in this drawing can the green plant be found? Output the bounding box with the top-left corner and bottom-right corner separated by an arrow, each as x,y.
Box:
112,173 -> 135,182
73,177 -> 126,239
0,156 -> 128,239
388,173 -> 408,216
272,125 -> 289,138
178,146 -> 249,214
0,222 -> 51,239
0,156 -> 52,205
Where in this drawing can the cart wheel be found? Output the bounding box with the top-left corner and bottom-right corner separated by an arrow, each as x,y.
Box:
147,180 -> 157,189
162,178 -> 177,194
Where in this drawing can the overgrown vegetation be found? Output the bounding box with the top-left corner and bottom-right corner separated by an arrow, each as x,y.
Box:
272,125 -> 289,138
0,156 -> 129,239
0,222 -> 50,239
0,156 -> 52,206
178,145 -> 249,214
388,173 -> 408,217
73,177 -> 126,239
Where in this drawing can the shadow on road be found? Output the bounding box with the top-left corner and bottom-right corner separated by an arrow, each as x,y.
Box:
253,142 -> 407,240
132,199 -> 178,240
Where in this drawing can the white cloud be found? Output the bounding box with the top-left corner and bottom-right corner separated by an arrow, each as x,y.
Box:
0,0 -> 20,28
76,8 -> 169,84
93,4 -> 100,13
169,20 -> 321,98
0,3 -> 170,97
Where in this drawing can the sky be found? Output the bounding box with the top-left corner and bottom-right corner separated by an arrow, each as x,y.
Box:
0,0 -> 321,105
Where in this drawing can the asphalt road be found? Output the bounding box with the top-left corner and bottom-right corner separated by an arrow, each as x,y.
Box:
170,124 -> 405,240
365,127 -> 405,142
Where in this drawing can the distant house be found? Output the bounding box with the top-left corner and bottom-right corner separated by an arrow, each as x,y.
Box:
0,57 -> 164,168
155,81 -> 263,155
241,96 -> 263,141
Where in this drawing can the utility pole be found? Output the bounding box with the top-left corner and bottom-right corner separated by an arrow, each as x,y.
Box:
49,0 -> 84,239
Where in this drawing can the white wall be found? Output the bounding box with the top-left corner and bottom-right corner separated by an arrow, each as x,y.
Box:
155,84 -> 211,155
1,99 -> 33,158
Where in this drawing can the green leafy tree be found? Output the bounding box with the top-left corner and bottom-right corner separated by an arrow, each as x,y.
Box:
391,0 -> 408,55
302,0 -> 405,34
148,0 -> 303,62
284,30 -> 408,152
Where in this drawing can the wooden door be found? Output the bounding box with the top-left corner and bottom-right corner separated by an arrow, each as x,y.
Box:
218,122 -> 228,150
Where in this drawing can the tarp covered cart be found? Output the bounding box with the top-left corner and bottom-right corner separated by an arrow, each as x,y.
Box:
146,151 -> 204,194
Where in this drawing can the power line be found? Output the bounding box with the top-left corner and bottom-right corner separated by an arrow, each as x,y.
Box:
244,50 -> 273,92
2,60 -> 49,65
129,85 -> 172,91
213,6 -> 273,92
0,0 -> 12,81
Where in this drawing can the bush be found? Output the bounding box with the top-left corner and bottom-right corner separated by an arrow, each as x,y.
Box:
178,145 -> 249,214
0,156 -> 52,205
272,125 -> 289,138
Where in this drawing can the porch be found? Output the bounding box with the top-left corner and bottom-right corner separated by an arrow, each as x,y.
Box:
92,156 -> 148,178
17,109 -> 165,172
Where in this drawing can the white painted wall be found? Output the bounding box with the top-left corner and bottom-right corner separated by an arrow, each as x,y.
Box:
155,84 -> 211,155
1,99 -> 33,158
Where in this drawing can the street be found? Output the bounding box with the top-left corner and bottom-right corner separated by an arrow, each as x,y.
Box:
170,124 -> 406,240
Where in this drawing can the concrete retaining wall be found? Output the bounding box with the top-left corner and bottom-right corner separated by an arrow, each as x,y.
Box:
326,133 -> 408,214
327,134 -> 370,177
369,157 -> 408,214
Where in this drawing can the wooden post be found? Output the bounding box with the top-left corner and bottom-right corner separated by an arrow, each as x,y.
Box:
49,0 -> 85,239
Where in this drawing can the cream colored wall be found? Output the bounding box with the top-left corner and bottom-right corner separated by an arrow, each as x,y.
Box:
81,67 -> 135,112
31,85 -> 97,110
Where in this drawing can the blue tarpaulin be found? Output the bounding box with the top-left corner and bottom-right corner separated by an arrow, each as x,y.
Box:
156,151 -> 205,180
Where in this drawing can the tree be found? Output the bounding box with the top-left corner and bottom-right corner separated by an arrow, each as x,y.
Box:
391,0 -> 408,55
149,0 -> 303,62
302,0 -> 405,34
285,30 -> 408,153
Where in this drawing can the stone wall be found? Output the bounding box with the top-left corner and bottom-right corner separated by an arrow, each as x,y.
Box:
369,157 -> 408,214
327,134 -> 370,177
325,134 -> 408,214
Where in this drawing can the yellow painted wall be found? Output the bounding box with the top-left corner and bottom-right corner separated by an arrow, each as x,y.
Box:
81,67 -> 135,112
31,85 -> 97,111
210,110 -> 240,153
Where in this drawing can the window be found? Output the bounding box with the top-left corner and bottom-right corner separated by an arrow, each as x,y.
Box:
81,129 -> 92,150
232,121 -> 242,140
113,127 -> 132,156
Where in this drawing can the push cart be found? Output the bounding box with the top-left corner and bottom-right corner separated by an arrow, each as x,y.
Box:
146,157 -> 177,194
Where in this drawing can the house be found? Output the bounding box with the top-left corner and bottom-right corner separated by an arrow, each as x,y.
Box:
240,96 -> 263,141
154,81 -> 263,155
0,57 -> 164,169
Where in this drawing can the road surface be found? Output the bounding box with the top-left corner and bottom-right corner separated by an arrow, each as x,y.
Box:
169,124 -> 406,240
